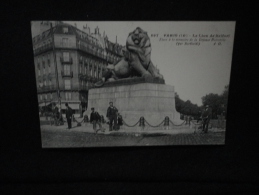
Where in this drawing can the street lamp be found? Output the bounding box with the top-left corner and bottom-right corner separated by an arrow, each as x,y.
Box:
58,97 -> 63,123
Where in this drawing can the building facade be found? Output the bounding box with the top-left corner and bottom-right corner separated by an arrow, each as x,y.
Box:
32,22 -> 123,115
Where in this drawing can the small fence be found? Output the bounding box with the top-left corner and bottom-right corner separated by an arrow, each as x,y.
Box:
47,115 -> 193,130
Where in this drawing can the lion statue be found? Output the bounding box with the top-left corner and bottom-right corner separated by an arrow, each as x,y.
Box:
95,27 -> 163,86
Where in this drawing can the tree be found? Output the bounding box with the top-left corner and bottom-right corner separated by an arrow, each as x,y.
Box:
201,85 -> 229,119
221,85 -> 229,107
175,93 -> 200,117
175,92 -> 185,113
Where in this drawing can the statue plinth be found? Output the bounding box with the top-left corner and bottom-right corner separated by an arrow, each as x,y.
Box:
87,82 -> 182,129
102,77 -> 165,87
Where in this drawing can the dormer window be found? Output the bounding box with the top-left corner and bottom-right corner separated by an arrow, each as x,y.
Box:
63,27 -> 68,34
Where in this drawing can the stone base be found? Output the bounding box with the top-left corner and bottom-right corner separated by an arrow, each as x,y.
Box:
87,83 -> 182,129
102,76 -> 165,87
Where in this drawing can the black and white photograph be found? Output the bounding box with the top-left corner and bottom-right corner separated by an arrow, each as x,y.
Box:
31,21 -> 235,147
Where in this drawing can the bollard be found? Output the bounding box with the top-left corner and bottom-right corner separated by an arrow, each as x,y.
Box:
139,117 -> 145,130
164,116 -> 169,130
84,115 -> 89,123
101,115 -> 105,123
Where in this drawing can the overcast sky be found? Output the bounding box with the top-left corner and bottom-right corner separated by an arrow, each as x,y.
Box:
32,21 -> 235,106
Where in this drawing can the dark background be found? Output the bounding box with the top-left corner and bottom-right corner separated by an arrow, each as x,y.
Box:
1,1 -> 258,194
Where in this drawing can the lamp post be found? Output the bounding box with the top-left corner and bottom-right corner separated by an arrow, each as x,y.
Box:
58,97 -> 63,124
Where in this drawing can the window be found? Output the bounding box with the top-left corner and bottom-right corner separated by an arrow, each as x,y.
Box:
64,80 -> 71,90
47,54 -> 50,65
63,52 -> 69,62
65,92 -> 72,100
81,80 -> 83,87
45,94 -> 48,100
64,65 -> 70,75
40,95 -> 42,101
43,66 -> 46,74
50,93 -> 53,100
89,67 -> 92,76
62,38 -> 68,47
63,27 -> 68,33
44,80 -> 47,86
38,64 -> 41,76
49,79 -> 52,87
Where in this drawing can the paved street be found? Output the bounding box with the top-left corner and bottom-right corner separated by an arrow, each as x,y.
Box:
40,119 -> 225,147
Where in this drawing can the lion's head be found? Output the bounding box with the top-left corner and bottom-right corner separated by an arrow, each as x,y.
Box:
126,27 -> 150,48
126,27 -> 152,67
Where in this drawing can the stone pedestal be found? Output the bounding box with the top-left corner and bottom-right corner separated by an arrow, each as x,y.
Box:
87,83 -> 182,128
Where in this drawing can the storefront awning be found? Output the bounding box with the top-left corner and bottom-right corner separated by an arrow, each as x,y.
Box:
38,102 -> 53,107
39,103 -> 45,107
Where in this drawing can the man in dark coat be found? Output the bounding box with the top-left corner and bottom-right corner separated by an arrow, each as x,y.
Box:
65,103 -> 73,129
201,105 -> 212,133
106,102 -> 118,131
90,107 -> 105,134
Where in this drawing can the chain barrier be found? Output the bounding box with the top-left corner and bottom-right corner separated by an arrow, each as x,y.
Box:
144,119 -> 165,127
169,119 -> 186,126
49,114 -> 189,129
122,119 -> 140,127
72,115 -> 85,124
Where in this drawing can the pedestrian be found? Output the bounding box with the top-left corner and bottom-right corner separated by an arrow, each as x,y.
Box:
90,107 -> 105,134
201,105 -> 212,133
52,103 -> 59,126
187,115 -> 191,126
184,115 -> 187,125
83,109 -> 89,123
65,103 -> 73,129
217,104 -> 226,129
106,101 -> 118,131
117,113 -> 123,126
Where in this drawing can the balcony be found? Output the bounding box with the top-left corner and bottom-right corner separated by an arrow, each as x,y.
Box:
61,71 -> 73,78
37,85 -> 55,93
34,44 -> 53,55
77,44 -> 105,59
60,57 -> 73,64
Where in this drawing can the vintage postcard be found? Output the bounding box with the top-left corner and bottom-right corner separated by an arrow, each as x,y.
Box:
31,21 -> 235,147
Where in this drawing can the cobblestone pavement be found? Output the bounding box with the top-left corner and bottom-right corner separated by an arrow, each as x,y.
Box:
41,123 -> 225,148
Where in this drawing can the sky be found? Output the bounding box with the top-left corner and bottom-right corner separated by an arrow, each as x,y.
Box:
32,21 -> 235,106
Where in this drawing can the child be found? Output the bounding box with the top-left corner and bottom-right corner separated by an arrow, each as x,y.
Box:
90,107 -> 105,134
